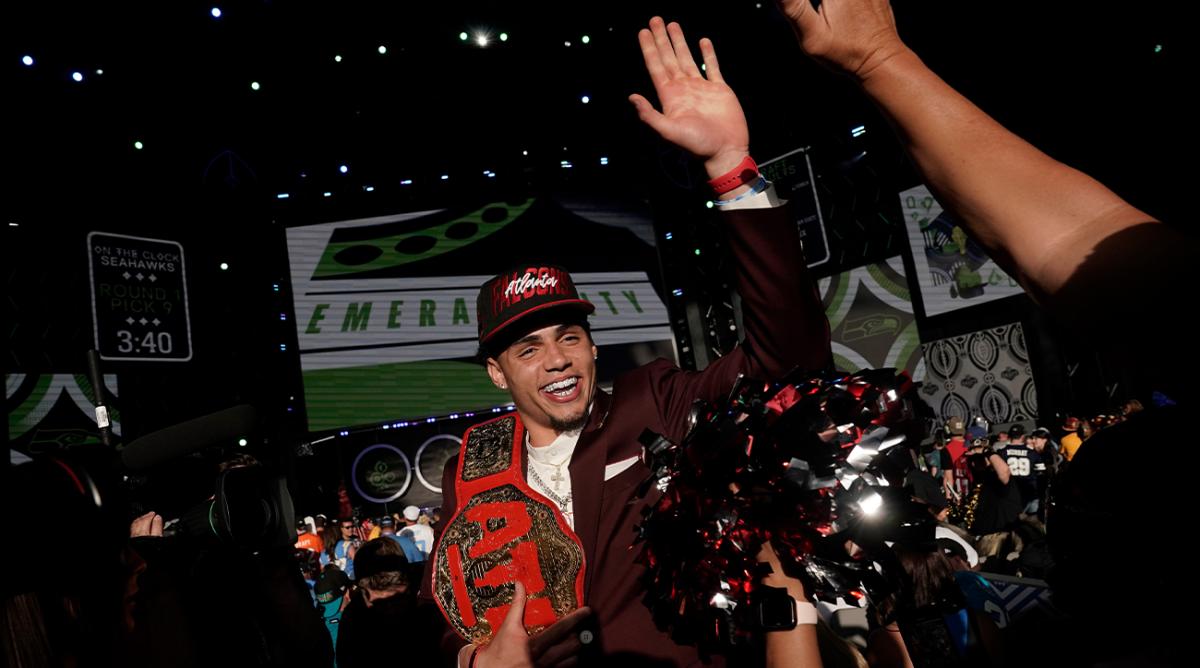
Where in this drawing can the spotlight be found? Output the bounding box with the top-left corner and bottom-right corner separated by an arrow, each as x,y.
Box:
858,491 -> 884,516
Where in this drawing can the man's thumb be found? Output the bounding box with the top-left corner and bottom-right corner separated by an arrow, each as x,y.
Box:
499,581 -> 528,634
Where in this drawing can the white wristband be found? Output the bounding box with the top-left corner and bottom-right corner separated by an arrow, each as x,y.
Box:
795,601 -> 819,626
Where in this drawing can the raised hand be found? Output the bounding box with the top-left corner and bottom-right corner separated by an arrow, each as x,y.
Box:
629,17 -> 750,178
777,0 -> 908,80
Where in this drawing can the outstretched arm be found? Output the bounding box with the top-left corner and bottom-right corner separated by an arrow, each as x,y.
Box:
778,0 -> 1186,310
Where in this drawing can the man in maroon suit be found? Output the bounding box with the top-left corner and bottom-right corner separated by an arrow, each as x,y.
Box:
421,17 -> 831,668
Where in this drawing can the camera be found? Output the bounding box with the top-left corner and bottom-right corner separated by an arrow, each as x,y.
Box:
164,460 -> 295,551
121,405 -> 296,553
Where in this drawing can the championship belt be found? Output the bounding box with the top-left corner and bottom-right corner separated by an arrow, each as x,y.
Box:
432,415 -> 586,644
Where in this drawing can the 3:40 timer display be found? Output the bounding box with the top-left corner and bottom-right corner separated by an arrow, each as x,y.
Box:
115,330 -> 175,355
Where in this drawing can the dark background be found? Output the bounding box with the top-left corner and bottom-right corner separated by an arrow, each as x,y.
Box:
4,1 -> 1191,510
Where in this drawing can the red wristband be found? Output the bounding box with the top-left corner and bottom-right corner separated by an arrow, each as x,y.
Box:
706,155 -> 759,195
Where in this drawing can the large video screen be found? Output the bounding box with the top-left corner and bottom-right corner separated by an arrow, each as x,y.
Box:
900,185 -> 1026,317
286,197 -> 675,432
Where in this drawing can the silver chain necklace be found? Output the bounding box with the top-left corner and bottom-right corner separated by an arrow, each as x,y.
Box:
528,465 -> 572,509
529,447 -> 572,483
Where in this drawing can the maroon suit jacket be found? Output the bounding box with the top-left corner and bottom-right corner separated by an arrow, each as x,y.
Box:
421,204 -> 831,666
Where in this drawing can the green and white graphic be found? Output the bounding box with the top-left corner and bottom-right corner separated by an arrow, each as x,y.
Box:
818,256 -> 925,380
287,201 -> 671,431
311,200 -> 532,280
7,373 -> 121,456
900,185 -> 1025,317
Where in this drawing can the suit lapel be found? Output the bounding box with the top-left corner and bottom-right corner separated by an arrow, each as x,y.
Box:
569,388 -> 611,601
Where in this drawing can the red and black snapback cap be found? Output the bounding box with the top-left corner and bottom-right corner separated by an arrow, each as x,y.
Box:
476,265 -> 595,345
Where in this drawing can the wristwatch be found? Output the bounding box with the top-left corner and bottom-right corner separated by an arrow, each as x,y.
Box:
752,584 -> 819,631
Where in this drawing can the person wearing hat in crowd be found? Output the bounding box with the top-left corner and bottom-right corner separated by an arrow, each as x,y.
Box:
398,505 -> 434,558
964,438 -> 1021,542
376,514 -> 423,564
1007,423 -> 1028,449
1026,427 -> 1058,522
1027,427 -> 1059,470
945,417 -> 967,461
937,417 -> 973,506
295,518 -> 324,554
421,17 -> 831,668
957,420 -> 988,491
336,538 -> 439,668
315,565 -> 352,663
996,424 -> 1043,518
